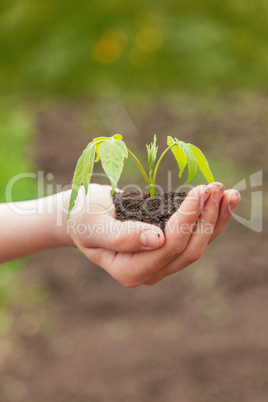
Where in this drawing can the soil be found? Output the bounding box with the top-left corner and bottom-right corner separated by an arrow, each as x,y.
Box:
1,99 -> 268,402
113,191 -> 186,232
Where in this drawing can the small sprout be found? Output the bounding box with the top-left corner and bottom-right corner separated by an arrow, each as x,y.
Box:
146,134 -> 158,170
68,134 -> 214,225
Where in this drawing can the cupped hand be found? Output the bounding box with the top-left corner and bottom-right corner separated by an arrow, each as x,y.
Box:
68,183 -> 240,287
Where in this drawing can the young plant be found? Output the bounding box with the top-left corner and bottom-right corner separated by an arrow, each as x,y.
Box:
68,134 -> 214,222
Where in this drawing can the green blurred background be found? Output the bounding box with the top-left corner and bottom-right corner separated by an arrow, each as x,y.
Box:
1,0 -> 268,95
0,1 -> 267,401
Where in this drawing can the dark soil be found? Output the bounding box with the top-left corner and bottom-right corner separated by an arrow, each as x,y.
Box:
113,191 -> 186,232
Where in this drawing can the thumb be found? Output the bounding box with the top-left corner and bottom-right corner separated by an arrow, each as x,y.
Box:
74,214 -> 165,253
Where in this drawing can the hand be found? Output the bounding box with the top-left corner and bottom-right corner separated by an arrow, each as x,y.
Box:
68,182 -> 241,287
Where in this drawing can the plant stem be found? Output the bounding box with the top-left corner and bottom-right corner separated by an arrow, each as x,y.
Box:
148,170 -> 154,196
127,149 -> 151,189
151,143 -> 175,197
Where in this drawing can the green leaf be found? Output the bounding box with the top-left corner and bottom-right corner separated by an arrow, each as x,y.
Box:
112,134 -> 122,140
93,136 -> 109,142
93,135 -> 123,162
94,136 -> 109,162
175,139 -> 198,183
98,138 -> 128,193
82,142 -> 96,194
188,144 -> 214,183
167,136 -> 187,178
68,152 -> 85,222
68,135 -> 127,226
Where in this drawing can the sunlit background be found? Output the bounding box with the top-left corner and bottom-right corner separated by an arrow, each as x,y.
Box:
0,1 -> 267,401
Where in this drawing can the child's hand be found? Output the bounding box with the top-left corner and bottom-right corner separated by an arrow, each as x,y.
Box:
68,183 -> 240,287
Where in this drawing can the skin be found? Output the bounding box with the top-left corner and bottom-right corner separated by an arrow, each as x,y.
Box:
0,182 -> 241,287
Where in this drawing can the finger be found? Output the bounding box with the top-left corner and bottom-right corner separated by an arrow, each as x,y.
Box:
208,189 -> 241,244
72,212 -> 165,253
144,183 -> 225,285
161,184 -> 212,262
160,183 -> 226,263
170,184 -> 224,268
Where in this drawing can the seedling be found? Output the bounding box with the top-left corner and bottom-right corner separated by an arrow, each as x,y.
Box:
68,134 -> 214,222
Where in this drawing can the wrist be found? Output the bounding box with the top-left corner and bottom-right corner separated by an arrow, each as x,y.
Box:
51,190 -> 76,248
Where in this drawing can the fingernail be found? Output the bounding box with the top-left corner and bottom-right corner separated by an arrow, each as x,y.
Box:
205,185 -> 212,194
213,186 -> 225,205
140,229 -> 161,249
229,190 -> 241,212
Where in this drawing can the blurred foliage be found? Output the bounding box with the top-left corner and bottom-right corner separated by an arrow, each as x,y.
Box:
0,104 -> 36,202
0,0 -> 268,98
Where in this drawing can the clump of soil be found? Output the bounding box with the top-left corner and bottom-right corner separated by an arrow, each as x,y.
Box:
113,191 -> 186,232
